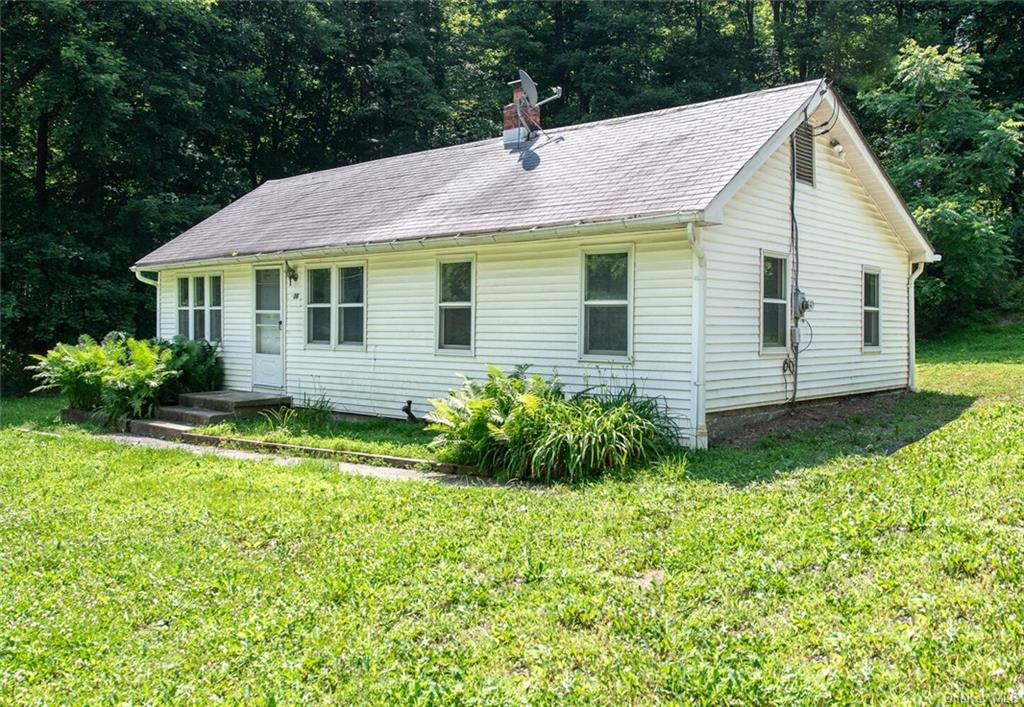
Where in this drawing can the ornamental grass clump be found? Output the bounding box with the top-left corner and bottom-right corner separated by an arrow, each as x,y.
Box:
427,365 -> 677,482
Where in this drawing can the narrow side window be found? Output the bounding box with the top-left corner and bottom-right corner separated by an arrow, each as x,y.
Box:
338,266 -> 365,345
306,268 -> 332,345
177,277 -> 190,337
762,254 -> 788,350
192,276 -> 206,341
438,260 -> 473,350
863,270 -> 880,348
209,275 -> 223,342
583,251 -> 629,356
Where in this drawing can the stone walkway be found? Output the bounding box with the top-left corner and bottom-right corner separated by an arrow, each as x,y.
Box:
97,432 -> 509,487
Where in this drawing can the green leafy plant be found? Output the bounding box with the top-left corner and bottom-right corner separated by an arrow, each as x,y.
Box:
98,336 -> 178,423
259,406 -> 298,433
427,365 -> 677,482
29,334 -> 116,410
158,336 -> 224,400
296,390 -> 333,429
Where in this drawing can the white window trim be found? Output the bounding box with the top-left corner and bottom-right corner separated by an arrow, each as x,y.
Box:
435,254 -> 476,355
862,266 -> 881,352
176,272 -> 223,342
305,266 -> 333,347
759,250 -> 790,356
301,261 -> 368,350
336,261 -> 367,349
578,244 -> 634,362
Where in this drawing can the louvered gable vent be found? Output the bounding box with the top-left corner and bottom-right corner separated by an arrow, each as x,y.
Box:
794,121 -> 814,185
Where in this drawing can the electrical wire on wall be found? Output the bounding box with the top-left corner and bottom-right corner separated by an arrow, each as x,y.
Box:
785,123 -> 801,405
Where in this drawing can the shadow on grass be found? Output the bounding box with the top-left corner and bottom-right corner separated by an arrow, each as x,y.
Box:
677,389 -> 974,487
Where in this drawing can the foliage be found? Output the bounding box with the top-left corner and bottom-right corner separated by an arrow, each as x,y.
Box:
97,335 -> 177,423
2,2 -> 1023,358
158,336 -> 224,400
1,344 -> 35,396
29,334 -> 117,410
1,323 -> 1022,702
28,331 -> 221,423
258,406 -> 299,433
859,40 -> 1024,330
427,365 -> 676,481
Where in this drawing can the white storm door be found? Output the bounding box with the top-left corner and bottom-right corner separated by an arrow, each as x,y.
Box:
253,267 -> 284,388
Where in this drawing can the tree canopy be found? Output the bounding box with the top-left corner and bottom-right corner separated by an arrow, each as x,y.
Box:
2,1 -> 1022,368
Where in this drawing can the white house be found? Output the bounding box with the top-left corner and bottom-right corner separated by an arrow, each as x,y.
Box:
132,78 -> 939,448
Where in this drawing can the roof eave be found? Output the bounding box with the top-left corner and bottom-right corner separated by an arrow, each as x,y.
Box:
131,210 -> 704,271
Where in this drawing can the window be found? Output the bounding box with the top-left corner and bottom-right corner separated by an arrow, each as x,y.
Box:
438,260 -> 473,350
177,278 -> 189,336
583,251 -> 630,356
306,268 -> 331,344
177,274 -> 221,342
762,254 -> 788,350
338,266 -> 364,345
863,269 -> 880,348
794,121 -> 814,186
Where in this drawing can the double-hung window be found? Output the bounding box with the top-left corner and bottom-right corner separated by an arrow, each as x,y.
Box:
305,265 -> 366,346
306,268 -> 332,345
338,266 -> 365,345
761,253 -> 788,351
177,275 -> 222,342
863,269 -> 880,348
583,250 -> 630,357
438,260 -> 473,350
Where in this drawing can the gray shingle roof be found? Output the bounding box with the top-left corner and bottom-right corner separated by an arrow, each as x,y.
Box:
136,79 -> 824,267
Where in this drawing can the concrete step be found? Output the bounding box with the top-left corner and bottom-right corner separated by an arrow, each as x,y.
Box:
127,419 -> 195,441
178,390 -> 292,413
156,405 -> 232,426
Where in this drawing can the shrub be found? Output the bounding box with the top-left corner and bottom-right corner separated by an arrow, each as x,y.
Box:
29,331 -> 218,423
29,334 -> 113,409
3,345 -> 39,397
427,365 -> 677,482
426,364 -> 562,470
99,336 -> 178,423
158,336 -> 224,401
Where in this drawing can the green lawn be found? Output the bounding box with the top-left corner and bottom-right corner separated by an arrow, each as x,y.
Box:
1,323 -> 1022,704
198,413 -> 437,460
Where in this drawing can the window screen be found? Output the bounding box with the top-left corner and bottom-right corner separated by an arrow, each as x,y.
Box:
762,255 -> 788,349
583,252 -> 629,356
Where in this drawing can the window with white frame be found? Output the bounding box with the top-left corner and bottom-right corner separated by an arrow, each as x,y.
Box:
583,250 -> 630,356
863,269 -> 880,348
338,265 -> 364,345
306,268 -> 332,344
438,260 -> 473,350
177,275 -> 222,342
761,254 -> 788,350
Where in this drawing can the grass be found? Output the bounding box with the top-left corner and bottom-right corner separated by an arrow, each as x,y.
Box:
198,412 -> 437,460
1,322 -> 1022,703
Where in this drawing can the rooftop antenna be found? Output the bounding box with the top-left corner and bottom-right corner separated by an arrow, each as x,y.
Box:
514,69 -> 562,140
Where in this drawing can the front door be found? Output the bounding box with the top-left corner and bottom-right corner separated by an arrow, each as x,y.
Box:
253,267 -> 284,388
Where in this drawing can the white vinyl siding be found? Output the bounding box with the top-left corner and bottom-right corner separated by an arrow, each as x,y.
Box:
274,231 -> 694,442
702,108 -> 911,412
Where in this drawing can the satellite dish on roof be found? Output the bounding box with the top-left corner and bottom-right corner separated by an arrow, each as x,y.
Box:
517,68 -> 562,108
519,69 -> 539,106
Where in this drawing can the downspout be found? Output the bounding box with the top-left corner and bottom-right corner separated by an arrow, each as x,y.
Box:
908,261 -> 924,392
133,268 -> 160,337
687,222 -> 708,449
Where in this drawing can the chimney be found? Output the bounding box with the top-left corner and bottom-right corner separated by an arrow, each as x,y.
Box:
502,79 -> 540,148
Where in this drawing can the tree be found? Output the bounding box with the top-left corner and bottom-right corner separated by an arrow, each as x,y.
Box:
860,40 -> 1023,329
